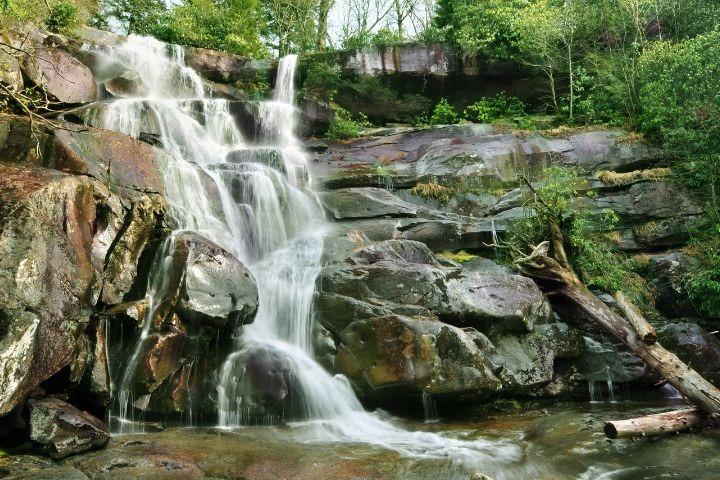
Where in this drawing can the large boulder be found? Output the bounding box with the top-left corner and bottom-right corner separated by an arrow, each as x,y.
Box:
27,398 -> 110,459
112,232 -> 258,416
335,315 -> 502,401
0,161 -> 165,416
319,187 -> 418,220
489,323 -> 584,394
175,232 -> 259,328
658,323 -> 720,385
0,46 -> 24,93
644,252 -> 699,318
184,47 -> 271,84
50,127 -> 166,195
21,46 -> 97,104
316,240 -> 549,335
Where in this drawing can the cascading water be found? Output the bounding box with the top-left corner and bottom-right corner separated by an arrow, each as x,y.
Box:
93,35 -> 523,472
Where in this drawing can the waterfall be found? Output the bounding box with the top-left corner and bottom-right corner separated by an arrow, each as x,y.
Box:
94,36 -> 522,470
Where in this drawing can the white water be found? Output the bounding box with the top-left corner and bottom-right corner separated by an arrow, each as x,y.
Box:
93,35 -> 523,472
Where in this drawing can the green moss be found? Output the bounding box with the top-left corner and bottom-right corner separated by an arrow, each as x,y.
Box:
437,250 -> 477,264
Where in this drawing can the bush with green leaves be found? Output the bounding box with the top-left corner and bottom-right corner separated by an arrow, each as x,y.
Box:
326,107 -> 371,140
46,0 -> 81,34
509,166 -> 649,302
462,93 -> 526,124
429,98 -> 459,125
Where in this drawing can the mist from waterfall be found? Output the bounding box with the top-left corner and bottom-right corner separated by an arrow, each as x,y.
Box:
92,35 -> 524,472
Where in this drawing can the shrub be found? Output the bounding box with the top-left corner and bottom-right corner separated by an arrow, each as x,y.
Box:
429,98 -> 459,125
411,182 -> 453,203
326,107 -> 371,140
463,94 -> 526,124
371,28 -> 403,48
46,0 -> 81,34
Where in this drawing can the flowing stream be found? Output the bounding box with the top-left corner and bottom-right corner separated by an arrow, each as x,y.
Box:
93,36 -> 525,473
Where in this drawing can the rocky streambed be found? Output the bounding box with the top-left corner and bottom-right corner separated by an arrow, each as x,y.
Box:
3,402 -> 720,479
1,23 -> 720,479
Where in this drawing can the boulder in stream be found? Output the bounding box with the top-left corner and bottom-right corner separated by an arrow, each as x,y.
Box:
27,398 -> 110,459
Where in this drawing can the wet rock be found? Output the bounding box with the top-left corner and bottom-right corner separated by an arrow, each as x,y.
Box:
0,163 -> 164,416
184,47 -> 271,84
316,240 -> 548,334
578,337 -> 646,384
559,130 -> 659,171
104,72 -> 148,98
176,232 -> 259,328
27,398 -> 110,459
21,46 -> 97,104
336,315 -> 501,400
644,252 -> 698,318
319,187 -> 418,220
50,126 -> 166,195
0,454 -> 90,480
582,181 -> 702,229
445,269 -> 551,333
0,47 -> 24,93
0,113 -> 53,164
490,323 -> 584,393
137,329 -> 188,393
658,323 -> 720,385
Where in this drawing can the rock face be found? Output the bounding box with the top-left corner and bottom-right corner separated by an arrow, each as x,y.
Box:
21,46 -> 97,103
113,232 -> 258,416
645,252 -> 698,318
27,398 -> 110,459
336,315 -> 502,400
0,116 -> 166,418
184,47 -> 271,84
316,240 -> 549,335
659,323 -> 720,385
0,47 -> 24,93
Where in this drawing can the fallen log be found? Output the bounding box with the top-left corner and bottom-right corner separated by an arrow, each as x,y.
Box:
516,242 -> 720,418
612,291 -> 657,344
604,408 -> 703,439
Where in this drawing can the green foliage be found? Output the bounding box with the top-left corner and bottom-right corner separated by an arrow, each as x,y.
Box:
433,0 -> 525,60
46,0 -> 81,34
325,107 -> 371,140
97,0 -> 266,57
463,93 -> 526,124
411,182 -> 453,203
684,229 -> 720,317
429,98 -> 458,125
509,166 -> 648,300
2,0 -> 94,28
371,28 -> 403,48
341,28 -> 404,51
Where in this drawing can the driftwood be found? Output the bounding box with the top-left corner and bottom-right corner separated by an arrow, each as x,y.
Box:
515,241 -> 720,419
613,291 -> 657,344
604,408 -> 703,439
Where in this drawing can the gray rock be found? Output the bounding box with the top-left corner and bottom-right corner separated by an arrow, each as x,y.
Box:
335,315 -> 502,400
27,398 -> 109,459
0,47 -> 24,93
658,323 -> 720,385
316,240 -> 548,335
184,47 -> 271,84
21,46 -> 97,104
177,232 -> 259,328
644,252 -> 698,318
490,323 -> 584,393
446,271 -> 551,333
578,336 -> 646,383
319,187 -> 418,220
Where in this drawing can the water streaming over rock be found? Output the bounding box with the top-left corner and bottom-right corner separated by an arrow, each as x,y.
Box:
93,35 -> 524,472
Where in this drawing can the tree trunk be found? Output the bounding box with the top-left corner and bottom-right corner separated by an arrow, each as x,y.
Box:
516,242 -> 720,418
316,0 -> 333,51
604,408 -> 703,439
612,291 -> 657,344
